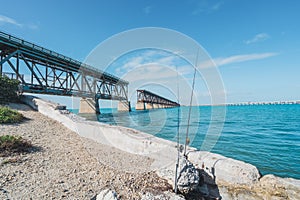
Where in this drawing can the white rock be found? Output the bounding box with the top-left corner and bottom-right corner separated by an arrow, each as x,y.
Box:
96,189 -> 118,200
218,186 -> 233,200
177,157 -> 199,194
141,191 -> 185,200
188,151 -> 261,185
259,174 -> 300,199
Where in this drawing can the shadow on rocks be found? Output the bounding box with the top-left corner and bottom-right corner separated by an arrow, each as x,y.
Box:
176,156 -> 222,200
183,168 -> 222,200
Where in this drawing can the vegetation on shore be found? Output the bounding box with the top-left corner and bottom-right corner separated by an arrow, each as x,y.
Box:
0,135 -> 32,156
0,75 -> 20,104
0,106 -> 24,123
0,106 -> 29,156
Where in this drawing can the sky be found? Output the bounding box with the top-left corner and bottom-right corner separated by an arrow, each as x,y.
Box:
1,0 -> 300,107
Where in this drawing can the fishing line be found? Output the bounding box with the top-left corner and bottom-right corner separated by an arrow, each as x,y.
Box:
174,57 -> 181,193
183,48 -> 199,156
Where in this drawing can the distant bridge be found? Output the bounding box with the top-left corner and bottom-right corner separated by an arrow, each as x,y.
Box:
0,31 -> 130,113
136,89 -> 180,110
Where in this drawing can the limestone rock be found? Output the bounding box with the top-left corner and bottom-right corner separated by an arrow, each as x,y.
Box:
217,174 -> 300,200
258,174 -> 300,199
141,191 -> 185,200
177,157 -> 199,194
96,189 -> 118,200
188,151 -> 261,185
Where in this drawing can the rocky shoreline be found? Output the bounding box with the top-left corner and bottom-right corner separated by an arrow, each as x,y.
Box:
1,95 -> 300,199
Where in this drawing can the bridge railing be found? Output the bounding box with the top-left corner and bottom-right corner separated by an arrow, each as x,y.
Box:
0,31 -> 128,84
137,89 -> 180,106
1,72 -> 24,80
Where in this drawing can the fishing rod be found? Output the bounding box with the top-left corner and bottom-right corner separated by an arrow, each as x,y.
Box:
174,49 -> 199,193
183,49 -> 199,156
174,62 -> 181,194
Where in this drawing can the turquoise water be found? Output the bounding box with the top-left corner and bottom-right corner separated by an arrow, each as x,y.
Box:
72,105 -> 300,179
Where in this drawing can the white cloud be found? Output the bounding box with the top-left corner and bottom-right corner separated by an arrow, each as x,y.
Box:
199,52 -> 278,68
192,1 -> 224,15
177,65 -> 195,75
216,52 -> 277,66
115,50 -> 182,76
125,64 -> 177,82
116,50 -> 278,77
0,14 -> 39,30
122,56 -> 144,71
155,55 -> 177,65
245,33 -> 270,44
0,15 -> 22,27
212,2 -> 224,11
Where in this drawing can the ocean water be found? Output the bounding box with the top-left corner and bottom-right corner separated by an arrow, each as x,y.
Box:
73,104 -> 300,179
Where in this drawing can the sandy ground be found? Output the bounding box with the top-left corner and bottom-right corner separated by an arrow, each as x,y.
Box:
0,103 -> 172,200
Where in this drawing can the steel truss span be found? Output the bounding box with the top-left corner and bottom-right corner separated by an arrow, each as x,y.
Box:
0,31 -> 128,101
137,89 -> 180,107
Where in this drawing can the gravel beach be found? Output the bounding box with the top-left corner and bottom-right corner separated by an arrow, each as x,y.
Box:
0,103 -> 172,199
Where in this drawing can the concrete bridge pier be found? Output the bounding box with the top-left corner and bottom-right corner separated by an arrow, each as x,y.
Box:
95,98 -> 100,114
136,101 -> 145,110
118,101 -> 131,112
135,102 -> 146,110
146,103 -> 153,109
79,97 -> 100,114
136,90 -> 180,111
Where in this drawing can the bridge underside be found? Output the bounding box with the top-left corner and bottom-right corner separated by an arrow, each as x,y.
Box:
0,31 -> 131,113
136,89 -> 180,110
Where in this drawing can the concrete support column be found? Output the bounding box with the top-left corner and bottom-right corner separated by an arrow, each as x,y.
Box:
79,97 -> 100,114
146,103 -> 153,109
136,102 -> 179,110
118,101 -> 131,112
153,103 -> 159,109
95,98 -> 100,114
136,101 -> 145,110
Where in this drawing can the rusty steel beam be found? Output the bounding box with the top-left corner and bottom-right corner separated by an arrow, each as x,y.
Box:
0,31 -> 129,101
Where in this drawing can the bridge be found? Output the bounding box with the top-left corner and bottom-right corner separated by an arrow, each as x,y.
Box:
0,31 -> 131,113
136,89 -> 180,110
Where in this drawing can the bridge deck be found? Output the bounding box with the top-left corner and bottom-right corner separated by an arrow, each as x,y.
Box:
137,89 -> 180,106
0,31 -> 127,84
0,31 -> 128,101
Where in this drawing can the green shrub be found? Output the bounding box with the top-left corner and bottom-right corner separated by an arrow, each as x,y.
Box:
0,76 -> 20,104
0,135 -> 32,156
0,106 -> 24,123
